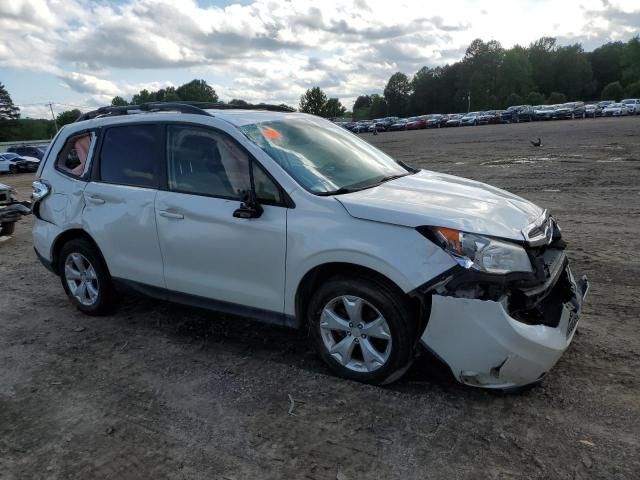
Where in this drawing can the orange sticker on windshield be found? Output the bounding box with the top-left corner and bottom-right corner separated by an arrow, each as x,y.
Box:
262,127 -> 282,140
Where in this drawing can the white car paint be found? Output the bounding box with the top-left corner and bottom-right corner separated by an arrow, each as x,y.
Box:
32,108 -> 586,389
335,170 -> 544,241
423,287 -> 580,389
621,98 -> 640,114
0,153 -> 20,173
602,103 -> 630,116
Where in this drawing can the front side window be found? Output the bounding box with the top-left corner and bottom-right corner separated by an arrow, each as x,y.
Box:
100,124 -> 160,188
240,116 -> 409,194
167,125 -> 250,199
166,125 -> 283,204
56,132 -> 96,178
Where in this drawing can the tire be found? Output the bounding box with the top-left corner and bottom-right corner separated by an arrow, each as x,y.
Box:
9,165 -> 17,174
307,274 -> 417,385
0,222 -> 15,236
58,238 -> 115,315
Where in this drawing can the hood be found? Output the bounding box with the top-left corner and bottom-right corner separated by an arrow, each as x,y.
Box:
336,170 -> 544,241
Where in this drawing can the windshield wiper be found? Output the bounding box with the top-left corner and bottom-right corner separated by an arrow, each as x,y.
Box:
316,186 -> 366,196
377,172 -> 411,184
316,171 -> 415,196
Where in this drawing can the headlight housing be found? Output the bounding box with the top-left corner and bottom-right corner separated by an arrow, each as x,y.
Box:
430,227 -> 533,274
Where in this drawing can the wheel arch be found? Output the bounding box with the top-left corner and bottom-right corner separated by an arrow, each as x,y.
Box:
294,262 -> 425,331
50,228 -> 110,276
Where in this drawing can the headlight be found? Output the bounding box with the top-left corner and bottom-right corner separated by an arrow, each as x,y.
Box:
430,227 -> 532,274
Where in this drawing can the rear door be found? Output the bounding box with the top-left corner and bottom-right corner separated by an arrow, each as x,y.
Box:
83,123 -> 165,287
155,123 -> 287,314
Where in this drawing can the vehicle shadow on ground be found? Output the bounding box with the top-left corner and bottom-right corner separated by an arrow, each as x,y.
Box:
111,292 -> 488,397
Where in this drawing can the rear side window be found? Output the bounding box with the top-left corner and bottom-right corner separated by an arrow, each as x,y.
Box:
56,132 -> 97,178
100,125 -> 160,188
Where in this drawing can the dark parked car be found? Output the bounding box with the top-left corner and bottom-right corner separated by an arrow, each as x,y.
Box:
426,114 -> 447,128
388,118 -> 409,131
445,114 -> 463,127
352,121 -> 372,133
552,102 -> 586,120
501,105 -> 531,123
405,116 -> 427,130
477,111 -> 501,125
7,144 -> 48,160
532,105 -> 556,121
377,116 -> 399,131
584,104 -> 598,118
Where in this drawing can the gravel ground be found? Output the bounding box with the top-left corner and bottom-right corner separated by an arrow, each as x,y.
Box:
1,116 -> 639,479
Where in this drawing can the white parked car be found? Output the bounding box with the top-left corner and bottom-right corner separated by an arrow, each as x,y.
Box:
31,102 -> 588,389
602,103 -> 631,117
0,152 -> 24,173
621,98 -> 640,114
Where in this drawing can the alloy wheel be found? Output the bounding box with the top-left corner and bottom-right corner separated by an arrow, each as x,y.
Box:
64,252 -> 99,306
319,295 -> 392,373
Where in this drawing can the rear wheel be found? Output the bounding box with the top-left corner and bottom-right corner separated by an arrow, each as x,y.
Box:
308,275 -> 417,385
58,239 -> 115,315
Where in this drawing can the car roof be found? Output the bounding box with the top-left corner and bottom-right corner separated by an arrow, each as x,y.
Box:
61,108 -> 311,136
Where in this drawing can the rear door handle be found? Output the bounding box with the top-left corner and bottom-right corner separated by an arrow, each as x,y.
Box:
86,195 -> 105,205
159,210 -> 184,220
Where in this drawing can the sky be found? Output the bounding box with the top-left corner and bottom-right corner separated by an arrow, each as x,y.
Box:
1,0 -> 639,119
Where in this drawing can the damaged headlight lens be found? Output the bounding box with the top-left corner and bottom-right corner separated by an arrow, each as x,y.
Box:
431,227 -> 532,274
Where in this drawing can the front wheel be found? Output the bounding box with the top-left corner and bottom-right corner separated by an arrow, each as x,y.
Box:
9,165 -> 17,174
59,239 -> 115,315
308,275 -> 417,385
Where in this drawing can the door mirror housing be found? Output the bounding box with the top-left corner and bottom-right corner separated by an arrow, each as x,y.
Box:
233,189 -> 263,219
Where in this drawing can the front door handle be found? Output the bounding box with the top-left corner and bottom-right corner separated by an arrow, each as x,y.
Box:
86,195 -> 105,205
159,210 -> 184,220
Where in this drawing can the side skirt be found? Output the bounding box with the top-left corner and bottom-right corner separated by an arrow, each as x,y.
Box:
112,278 -> 299,329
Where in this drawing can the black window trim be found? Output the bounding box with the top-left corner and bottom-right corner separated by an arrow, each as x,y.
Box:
92,122 -> 165,190
89,120 -> 293,207
163,122 -> 293,208
54,127 -> 101,182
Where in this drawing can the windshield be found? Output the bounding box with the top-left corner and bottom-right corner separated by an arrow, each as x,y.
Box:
2,153 -> 19,160
240,117 -> 410,194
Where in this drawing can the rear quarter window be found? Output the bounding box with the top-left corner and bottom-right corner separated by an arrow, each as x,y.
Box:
55,132 -> 97,179
99,124 -> 161,188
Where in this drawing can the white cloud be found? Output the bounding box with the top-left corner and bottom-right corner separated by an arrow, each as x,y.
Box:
1,0 -> 639,114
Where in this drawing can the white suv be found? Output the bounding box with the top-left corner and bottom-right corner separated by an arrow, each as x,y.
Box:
31,102 -> 588,389
621,99 -> 640,115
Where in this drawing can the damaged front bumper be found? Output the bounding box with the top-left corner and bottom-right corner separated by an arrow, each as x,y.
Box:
419,250 -> 588,389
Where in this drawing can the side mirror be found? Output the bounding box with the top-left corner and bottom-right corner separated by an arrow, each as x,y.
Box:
233,190 -> 263,219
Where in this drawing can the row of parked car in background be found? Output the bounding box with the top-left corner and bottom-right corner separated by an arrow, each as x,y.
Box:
339,98 -> 640,133
0,144 -> 48,175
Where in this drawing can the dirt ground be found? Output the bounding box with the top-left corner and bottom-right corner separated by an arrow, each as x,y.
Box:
1,117 -> 639,479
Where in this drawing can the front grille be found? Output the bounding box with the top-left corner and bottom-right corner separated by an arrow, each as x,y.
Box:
567,312 -> 580,338
0,193 -> 6,202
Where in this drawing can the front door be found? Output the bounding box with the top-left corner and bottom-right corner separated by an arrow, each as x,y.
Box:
155,124 -> 287,314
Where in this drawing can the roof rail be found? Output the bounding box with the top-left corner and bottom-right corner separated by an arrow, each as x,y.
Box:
74,101 -> 295,123
178,101 -> 295,113
74,102 -> 211,122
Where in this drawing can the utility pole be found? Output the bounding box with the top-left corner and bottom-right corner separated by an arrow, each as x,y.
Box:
467,90 -> 471,113
48,103 -> 58,132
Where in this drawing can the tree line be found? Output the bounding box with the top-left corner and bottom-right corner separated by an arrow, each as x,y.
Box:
2,35 -> 639,140
349,35 -> 640,119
